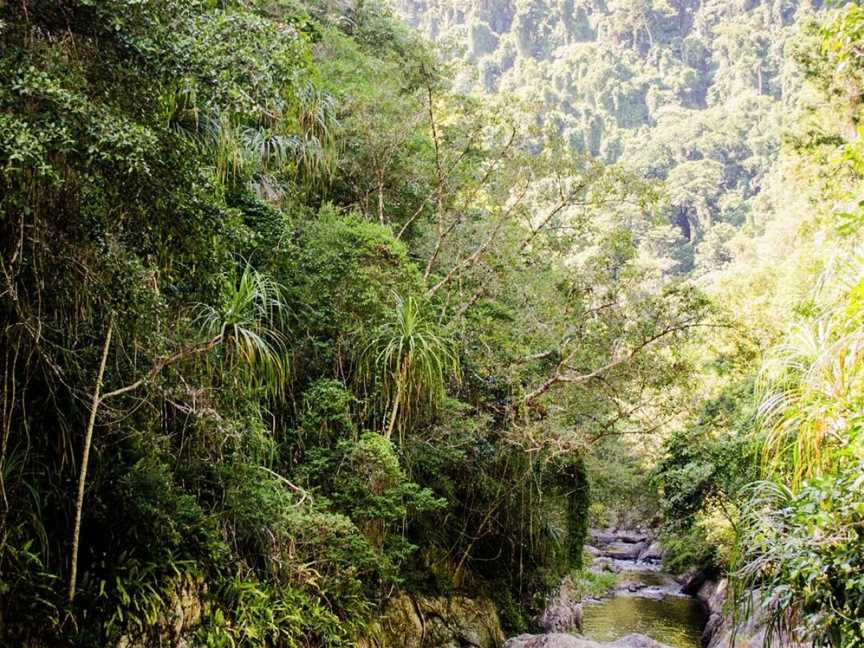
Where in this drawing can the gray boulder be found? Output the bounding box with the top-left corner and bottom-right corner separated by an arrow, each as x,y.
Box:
504,633 -> 673,648
590,529 -> 617,546
538,577 -> 583,633
603,541 -> 646,561
615,530 -> 650,544
638,541 -> 664,562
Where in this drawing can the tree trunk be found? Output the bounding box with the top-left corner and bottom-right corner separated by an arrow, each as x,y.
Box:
385,381 -> 402,440
377,169 -> 386,225
384,358 -> 408,440
68,318 -> 113,604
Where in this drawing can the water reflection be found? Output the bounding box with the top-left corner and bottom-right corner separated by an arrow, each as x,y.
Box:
582,595 -> 707,648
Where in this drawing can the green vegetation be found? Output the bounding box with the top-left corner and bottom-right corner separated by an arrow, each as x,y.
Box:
572,568 -> 618,600
1,0 -> 863,647
396,0 -> 823,274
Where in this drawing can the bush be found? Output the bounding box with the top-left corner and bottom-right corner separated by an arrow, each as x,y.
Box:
734,468 -> 864,646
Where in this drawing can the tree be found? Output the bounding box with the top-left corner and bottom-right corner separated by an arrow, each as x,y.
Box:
357,295 -> 458,440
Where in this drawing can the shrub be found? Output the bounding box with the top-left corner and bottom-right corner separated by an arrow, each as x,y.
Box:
734,468 -> 864,646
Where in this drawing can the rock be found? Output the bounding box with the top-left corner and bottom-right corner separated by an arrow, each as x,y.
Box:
360,592 -> 505,648
603,541 -> 646,561
638,541 -> 663,562
589,529 -> 617,546
588,556 -> 619,573
696,578 -> 727,619
539,600 -> 583,634
677,569 -> 708,594
614,530 -> 649,544
614,635 -> 674,648
116,575 -> 206,647
690,579 -> 805,648
702,612 -> 723,646
703,585 -> 805,648
504,633 -> 673,648
538,576 -> 583,633
505,634 -> 595,648
584,544 -> 602,556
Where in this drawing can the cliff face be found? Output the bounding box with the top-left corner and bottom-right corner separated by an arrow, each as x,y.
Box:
394,0 -> 824,266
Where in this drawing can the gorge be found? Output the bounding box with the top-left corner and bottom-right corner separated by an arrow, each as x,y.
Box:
1,0 -> 862,646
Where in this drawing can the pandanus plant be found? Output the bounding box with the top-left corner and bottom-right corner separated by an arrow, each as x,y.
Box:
191,265 -> 290,396
357,295 -> 458,440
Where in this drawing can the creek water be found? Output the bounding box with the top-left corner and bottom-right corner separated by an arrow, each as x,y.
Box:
581,565 -> 707,648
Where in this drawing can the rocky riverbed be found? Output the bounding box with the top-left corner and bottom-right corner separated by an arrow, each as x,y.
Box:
362,527 -> 797,648
505,529 -> 706,648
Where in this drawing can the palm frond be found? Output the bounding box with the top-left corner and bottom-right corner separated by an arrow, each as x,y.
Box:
356,294 -> 459,440
192,265 -> 290,398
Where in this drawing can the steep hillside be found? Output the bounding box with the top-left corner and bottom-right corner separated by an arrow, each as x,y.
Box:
395,0 -> 825,272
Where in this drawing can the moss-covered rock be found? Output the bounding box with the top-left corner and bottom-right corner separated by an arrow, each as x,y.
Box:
361,592 -> 505,648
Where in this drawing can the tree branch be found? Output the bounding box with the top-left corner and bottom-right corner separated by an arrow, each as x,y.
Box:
523,321 -> 699,405
100,335 -> 222,402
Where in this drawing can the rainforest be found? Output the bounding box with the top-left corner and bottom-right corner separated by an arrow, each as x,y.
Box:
0,0 -> 862,646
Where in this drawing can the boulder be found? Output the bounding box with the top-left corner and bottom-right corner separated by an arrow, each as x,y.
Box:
505,634 -> 596,648
360,592 -> 505,648
588,556 -> 619,573
619,580 -> 647,593
614,635 -> 675,648
603,541 -> 646,561
701,584 -> 805,648
702,612 -> 723,646
589,529 -> 617,546
677,569 -> 708,594
638,541 -> 664,562
538,577 -> 583,633
504,633 -> 673,648
696,578 -> 727,619
614,530 -> 649,544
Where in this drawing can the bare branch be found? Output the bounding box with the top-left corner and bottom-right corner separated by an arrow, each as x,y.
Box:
101,335 -> 222,402
523,321 -> 700,405
426,179 -> 530,297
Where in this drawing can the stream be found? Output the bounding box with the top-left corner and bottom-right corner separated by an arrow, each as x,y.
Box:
582,562 -> 707,648
506,530 -> 712,648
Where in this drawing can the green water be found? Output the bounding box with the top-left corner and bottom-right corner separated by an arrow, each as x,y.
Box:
582,595 -> 707,648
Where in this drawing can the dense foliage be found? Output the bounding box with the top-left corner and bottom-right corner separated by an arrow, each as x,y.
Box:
2,0 -> 863,646
0,0 -> 705,645
399,1 -> 864,644
657,4 -> 864,645
396,0 -> 825,274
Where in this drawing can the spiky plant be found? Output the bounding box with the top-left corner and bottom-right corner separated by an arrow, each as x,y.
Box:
69,266 -> 290,602
732,469 -> 864,647
756,317 -> 864,488
192,265 -> 290,397
356,295 -> 458,440
730,479 -> 800,647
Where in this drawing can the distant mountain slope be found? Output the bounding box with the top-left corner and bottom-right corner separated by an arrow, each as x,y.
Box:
394,0 -> 825,272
